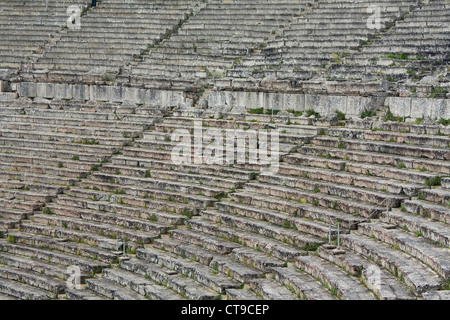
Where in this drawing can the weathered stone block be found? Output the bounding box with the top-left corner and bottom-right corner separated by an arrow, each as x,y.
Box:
144,89 -> 161,106
36,83 -> 54,99
385,97 -> 411,118
54,83 -> 72,100
17,82 -> 36,98
110,86 -> 125,103
124,87 -> 146,105
410,98 -> 445,119
0,80 -> 9,92
72,84 -> 90,101
91,85 -> 110,102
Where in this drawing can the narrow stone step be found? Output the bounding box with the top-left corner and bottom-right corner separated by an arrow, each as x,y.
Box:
403,199 -> 450,224
0,277 -> 54,300
31,213 -> 159,244
243,182 -> 380,220
259,173 -> 406,208
45,204 -> 172,234
226,288 -> 261,300
54,196 -> 190,224
137,246 -> 242,293
423,290 -> 450,300
65,288 -> 109,300
0,292 -> 18,300
169,228 -> 240,255
230,191 -> 367,228
0,251 -> 76,280
316,245 -> 416,300
271,266 -> 337,300
421,188 -> 450,206
358,223 -> 450,279
248,279 -> 299,300
153,237 -> 264,282
0,264 -> 66,294
217,200 -> 339,238
0,241 -> 107,274
85,278 -> 148,300
341,233 -> 443,294
277,163 -> 422,196
201,210 -> 325,250
380,210 -> 450,247
186,219 -> 307,262
120,259 -> 220,300
299,145 -> 450,176
296,254 -> 376,300
102,268 -> 183,300
8,231 -> 118,264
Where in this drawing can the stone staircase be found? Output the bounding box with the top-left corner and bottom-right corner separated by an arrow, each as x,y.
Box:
0,0 -> 91,70
327,0 -> 450,90
33,0 -> 202,78
228,0 -> 421,81
0,102 -> 447,300
129,0 -> 307,85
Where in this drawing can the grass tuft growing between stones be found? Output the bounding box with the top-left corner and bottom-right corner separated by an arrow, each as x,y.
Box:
424,176 -> 441,188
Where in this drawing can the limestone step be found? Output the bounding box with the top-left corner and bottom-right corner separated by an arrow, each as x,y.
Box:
296,254 -> 377,300
65,288 -> 109,300
326,127 -> 450,149
0,264 -> 65,294
71,182 -> 214,209
89,172 -> 227,198
248,278 -> 299,300
216,201 -> 339,239
299,145 -> 450,175
0,241 -> 107,274
152,237 -> 264,283
277,163 -> 423,197
44,204 -> 172,235
0,153 -> 94,171
271,266 -> 337,300
0,129 -> 129,146
100,165 -> 244,190
111,156 -> 257,180
17,222 -> 124,253
30,214 -> 159,245
357,222 -> 450,279
341,233 -> 443,294
316,245 -> 416,300
137,246 -> 242,293
421,188 -> 450,206
422,291 -> 450,300
225,288 -> 261,300
120,258 -> 220,300
180,220 -> 307,262
229,191 -> 368,229
380,209 -> 450,248
201,210 -> 325,250
53,196 -> 186,225
0,251 -> 79,281
403,199 -> 450,224
102,268 -> 183,300
156,235 -> 280,276
0,277 -> 54,300
169,229 -> 240,255
258,173 -> 406,208
0,145 -> 108,162
0,137 -> 118,156
241,183 -> 380,220
8,231 -> 117,264
85,278 -> 148,300
313,136 -> 450,161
